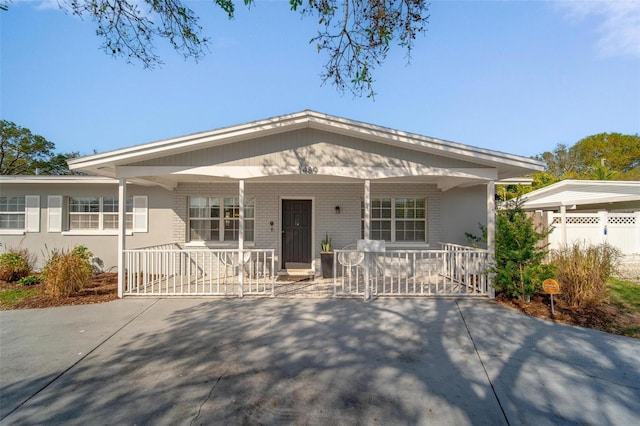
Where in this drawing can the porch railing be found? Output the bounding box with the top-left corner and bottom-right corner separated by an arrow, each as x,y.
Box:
333,244 -> 490,298
124,247 -> 275,296
122,244 -> 490,299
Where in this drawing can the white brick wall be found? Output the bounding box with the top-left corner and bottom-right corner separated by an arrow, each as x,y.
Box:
172,181 -> 442,266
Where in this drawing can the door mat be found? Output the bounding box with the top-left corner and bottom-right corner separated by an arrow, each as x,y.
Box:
276,275 -> 313,282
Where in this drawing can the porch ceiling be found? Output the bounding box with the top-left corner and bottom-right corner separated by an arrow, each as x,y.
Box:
115,164 -> 498,191
122,174 -> 488,191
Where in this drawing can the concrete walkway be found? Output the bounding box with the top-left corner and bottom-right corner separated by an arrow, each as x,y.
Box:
1,298 -> 638,425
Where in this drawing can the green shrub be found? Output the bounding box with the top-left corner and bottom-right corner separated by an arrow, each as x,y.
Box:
41,246 -> 93,297
18,274 -> 41,286
0,248 -> 35,282
467,197 -> 554,300
552,242 -> 621,308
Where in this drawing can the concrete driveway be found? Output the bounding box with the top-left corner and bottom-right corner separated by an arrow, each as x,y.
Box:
1,298 -> 638,425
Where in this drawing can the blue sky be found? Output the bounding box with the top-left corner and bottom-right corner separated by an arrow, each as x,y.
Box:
1,0 -> 639,159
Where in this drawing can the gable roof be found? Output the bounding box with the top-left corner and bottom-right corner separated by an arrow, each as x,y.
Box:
68,110 -> 543,185
521,180 -> 640,210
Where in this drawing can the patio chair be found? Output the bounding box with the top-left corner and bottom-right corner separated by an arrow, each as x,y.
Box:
337,244 -> 365,281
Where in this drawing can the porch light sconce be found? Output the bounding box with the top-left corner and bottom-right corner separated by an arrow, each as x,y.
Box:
335,206 -> 341,214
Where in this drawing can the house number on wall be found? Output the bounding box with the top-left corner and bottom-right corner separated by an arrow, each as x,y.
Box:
300,166 -> 318,174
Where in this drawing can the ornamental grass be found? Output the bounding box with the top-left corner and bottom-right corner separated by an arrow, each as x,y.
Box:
41,246 -> 93,297
552,242 -> 620,308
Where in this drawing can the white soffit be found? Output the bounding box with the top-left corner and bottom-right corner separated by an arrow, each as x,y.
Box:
522,180 -> 640,209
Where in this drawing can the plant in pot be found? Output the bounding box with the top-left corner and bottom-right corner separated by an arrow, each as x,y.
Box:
320,233 -> 334,278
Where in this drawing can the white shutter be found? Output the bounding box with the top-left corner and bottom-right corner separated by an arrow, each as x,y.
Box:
133,196 -> 148,233
24,195 -> 40,232
48,195 -> 63,232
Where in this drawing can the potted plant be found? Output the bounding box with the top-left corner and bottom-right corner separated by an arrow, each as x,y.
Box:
320,233 -> 334,278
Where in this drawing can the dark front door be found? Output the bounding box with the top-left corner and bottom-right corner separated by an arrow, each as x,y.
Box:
282,199 -> 312,268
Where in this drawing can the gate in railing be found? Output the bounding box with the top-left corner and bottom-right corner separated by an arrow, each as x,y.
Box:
124,247 -> 275,296
333,243 -> 491,298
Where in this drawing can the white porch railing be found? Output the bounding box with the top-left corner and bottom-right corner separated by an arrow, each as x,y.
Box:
123,244 -> 490,298
333,244 -> 491,298
124,247 -> 275,296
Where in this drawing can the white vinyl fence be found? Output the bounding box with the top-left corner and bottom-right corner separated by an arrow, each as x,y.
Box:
548,211 -> 640,254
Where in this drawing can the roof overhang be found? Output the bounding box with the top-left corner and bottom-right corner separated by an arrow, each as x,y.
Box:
68,110 -> 544,188
522,180 -> 640,210
0,175 -> 157,187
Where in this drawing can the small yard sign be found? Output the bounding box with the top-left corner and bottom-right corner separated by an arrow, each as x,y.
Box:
543,279 -> 559,294
542,279 -> 560,314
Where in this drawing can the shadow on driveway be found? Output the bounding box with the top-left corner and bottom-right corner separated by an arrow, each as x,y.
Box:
1,298 -> 639,425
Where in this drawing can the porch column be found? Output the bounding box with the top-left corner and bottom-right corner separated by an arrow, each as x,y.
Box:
364,179 -> 371,240
560,205 -> 567,245
238,179 -> 245,297
363,179 -> 371,300
487,181 -> 495,298
117,178 -> 127,298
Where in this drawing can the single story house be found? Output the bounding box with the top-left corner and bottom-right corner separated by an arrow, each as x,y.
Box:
1,111 -> 544,298
521,180 -> 640,255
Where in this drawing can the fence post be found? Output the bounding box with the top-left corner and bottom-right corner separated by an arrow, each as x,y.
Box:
636,212 -> 640,253
599,211 -> 608,244
364,252 -> 370,301
271,250 -> 275,297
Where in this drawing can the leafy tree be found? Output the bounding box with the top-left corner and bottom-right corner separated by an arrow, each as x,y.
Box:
44,152 -> 83,175
536,133 -> 640,181
2,0 -> 429,98
0,120 -> 78,175
1,120 -> 55,175
530,171 -> 561,189
537,143 -> 580,179
571,133 -> 640,180
467,198 -> 554,300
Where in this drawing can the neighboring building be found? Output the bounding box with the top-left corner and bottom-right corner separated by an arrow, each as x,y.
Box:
521,180 -> 640,255
1,111 -> 544,297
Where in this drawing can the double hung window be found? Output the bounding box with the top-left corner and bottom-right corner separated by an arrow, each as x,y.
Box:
68,197 -> 134,231
362,198 -> 426,242
189,196 -> 254,242
0,195 -> 39,232
0,196 -> 26,230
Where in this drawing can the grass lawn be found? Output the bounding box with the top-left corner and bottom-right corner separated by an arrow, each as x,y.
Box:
606,278 -> 640,336
609,277 -> 640,310
0,288 -> 39,308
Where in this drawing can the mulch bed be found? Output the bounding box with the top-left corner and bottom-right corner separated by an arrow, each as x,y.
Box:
2,273 -> 638,338
0,273 -> 118,310
496,293 -> 640,338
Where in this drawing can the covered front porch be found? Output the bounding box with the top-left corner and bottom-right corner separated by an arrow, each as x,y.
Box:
67,111 -> 545,299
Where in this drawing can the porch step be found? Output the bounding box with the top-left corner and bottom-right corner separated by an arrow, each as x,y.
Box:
279,269 -> 315,277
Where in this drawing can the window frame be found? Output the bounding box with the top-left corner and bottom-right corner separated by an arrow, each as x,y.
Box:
362,197 -> 427,243
0,195 -> 39,234
67,196 -> 134,233
188,196 -> 255,243
0,196 -> 26,231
